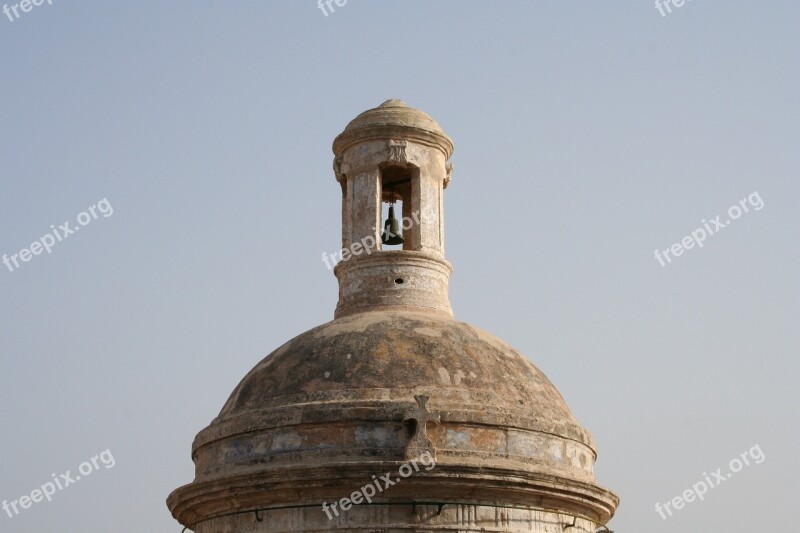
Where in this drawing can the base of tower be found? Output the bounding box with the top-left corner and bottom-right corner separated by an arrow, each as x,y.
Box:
190,502 -> 601,533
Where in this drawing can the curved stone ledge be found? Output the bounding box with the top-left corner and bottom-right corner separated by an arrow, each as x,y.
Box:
194,505 -> 600,533
192,419 -> 597,485
196,395 -> 596,454
168,465 -> 618,530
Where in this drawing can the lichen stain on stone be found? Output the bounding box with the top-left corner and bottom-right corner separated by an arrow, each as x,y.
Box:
437,367 -> 451,384
414,327 -> 441,337
222,439 -> 254,464
270,432 -> 303,452
355,426 -> 394,446
445,429 -> 470,448
372,337 -> 394,363
550,443 -> 564,463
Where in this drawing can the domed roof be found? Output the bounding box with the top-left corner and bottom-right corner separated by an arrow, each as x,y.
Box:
171,311 -> 616,526
332,99 -> 454,157
209,310 -> 591,447
192,310 -> 600,475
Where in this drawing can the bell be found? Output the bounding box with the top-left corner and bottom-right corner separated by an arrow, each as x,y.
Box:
381,204 -> 404,245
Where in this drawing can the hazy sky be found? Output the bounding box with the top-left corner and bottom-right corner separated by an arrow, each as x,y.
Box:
1,2 -> 797,532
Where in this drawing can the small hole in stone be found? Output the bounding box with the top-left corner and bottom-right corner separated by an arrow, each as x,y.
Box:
395,278 -> 404,284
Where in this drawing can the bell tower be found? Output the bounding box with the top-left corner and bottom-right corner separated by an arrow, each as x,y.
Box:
332,99 -> 455,318
167,99 -> 619,533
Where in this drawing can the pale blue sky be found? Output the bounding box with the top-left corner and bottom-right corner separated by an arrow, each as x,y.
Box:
1,2 -> 797,531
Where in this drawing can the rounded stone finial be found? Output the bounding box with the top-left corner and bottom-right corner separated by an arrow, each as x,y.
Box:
332,99 -> 454,157
378,98 -> 408,107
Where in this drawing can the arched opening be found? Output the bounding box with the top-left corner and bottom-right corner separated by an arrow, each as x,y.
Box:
380,165 -> 418,251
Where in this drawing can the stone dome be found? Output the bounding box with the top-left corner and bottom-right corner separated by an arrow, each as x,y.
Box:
169,311 -> 617,527
168,100 -> 618,532
212,311 -> 592,449
332,99 -> 454,157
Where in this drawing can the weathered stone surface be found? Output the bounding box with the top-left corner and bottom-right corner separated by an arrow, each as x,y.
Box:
334,251 -> 453,318
169,310 -> 617,529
